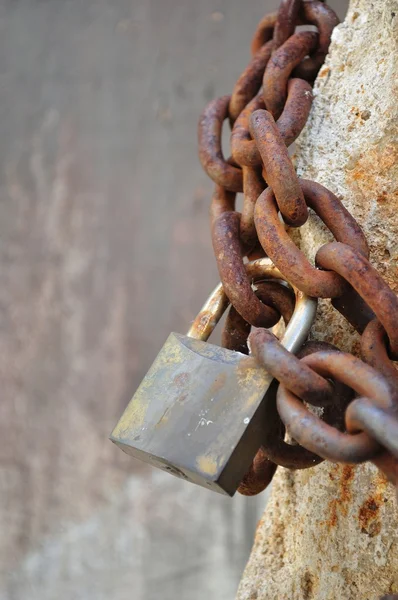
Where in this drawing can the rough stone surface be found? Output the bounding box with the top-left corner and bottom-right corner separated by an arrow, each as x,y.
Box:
237,1 -> 398,599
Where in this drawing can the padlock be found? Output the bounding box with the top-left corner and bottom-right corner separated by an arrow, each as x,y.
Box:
110,258 -> 317,496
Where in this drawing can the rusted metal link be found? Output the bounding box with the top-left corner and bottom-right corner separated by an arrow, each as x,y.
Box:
255,280 -> 295,324
249,328 -> 335,407
255,180 -> 369,298
241,166 -> 265,247
346,397 -> 398,487
222,302 -> 250,355
345,399 -> 398,461
315,242 -> 398,357
252,379 -> 324,471
231,78 -> 313,167
298,340 -> 351,435
273,0 -> 301,49
277,78 -> 313,146
229,41 -> 273,124
222,281 -> 295,354
211,210 -> 280,327
230,282 -> 297,493
264,389 -> 325,470
361,319 -> 398,395
277,351 -> 394,463
251,11 -> 278,55
198,95 -> 243,192
250,109 -> 307,226
197,0 -> 396,515
294,1 -> 339,80
247,243 -> 267,261
209,184 -> 236,224
254,341 -> 351,471
263,31 -> 318,119
297,340 -> 353,434
231,94 -> 264,167
238,447 -> 277,496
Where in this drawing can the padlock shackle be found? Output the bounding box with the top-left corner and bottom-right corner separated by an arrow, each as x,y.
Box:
187,258 -> 317,355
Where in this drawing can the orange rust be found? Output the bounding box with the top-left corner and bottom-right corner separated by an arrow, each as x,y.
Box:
323,465 -> 355,528
328,499 -> 338,527
376,470 -> 389,486
358,496 -> 382,536
328,463 -> 339,481
358,473 -> 387,536
254,515 -> 268,544
346,144 -> 398,195
256,515 -> 266,534
377,191 -> 388,203
318,66 -> 330,78
341,464 -> 355,498
173,373 -> 190,387
350,169 -> 365,181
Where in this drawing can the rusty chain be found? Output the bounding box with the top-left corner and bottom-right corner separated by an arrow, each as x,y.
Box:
197,0 -> 398,536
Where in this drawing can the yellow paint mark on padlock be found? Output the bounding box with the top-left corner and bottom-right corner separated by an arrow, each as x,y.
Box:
196,455 -> 218,477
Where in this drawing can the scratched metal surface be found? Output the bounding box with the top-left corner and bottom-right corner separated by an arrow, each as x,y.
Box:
0,1 -> 347,599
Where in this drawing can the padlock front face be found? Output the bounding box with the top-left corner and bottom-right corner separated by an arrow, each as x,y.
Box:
110,333 -> 273,496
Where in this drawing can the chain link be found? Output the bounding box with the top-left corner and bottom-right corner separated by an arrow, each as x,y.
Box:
197,0 -> 398,550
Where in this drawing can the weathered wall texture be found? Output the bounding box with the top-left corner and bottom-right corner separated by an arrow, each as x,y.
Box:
237,1 -> 398,599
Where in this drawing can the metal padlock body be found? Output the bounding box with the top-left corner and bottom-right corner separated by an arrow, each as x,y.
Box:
110,258 -> 317,496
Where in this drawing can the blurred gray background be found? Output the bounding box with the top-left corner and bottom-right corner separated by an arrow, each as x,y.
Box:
0,1 -> 347,599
